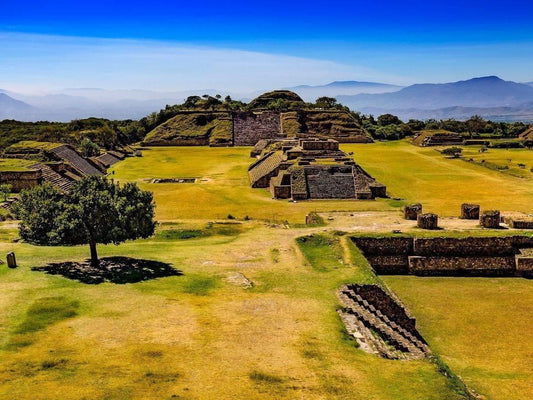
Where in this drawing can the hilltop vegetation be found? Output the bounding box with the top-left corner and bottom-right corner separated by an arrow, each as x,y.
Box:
0,90 -> 531,152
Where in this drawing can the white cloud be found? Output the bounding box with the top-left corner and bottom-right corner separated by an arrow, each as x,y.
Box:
0,32 -> 395,93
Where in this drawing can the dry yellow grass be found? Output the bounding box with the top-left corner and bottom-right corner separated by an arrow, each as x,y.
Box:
383,276 -> 533,400
2,141 -> 533,399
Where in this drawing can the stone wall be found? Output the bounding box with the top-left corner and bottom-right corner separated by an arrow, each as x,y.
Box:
0,170 -> 42,192
352,237 -> 414,255
516,257 -> 533,278
233,111 -> 281,146
351,235 -> 533,277
306,169 -> 355,199
413,236 -> 528,256
408,256 -> 517,276
509,219 -> 533,229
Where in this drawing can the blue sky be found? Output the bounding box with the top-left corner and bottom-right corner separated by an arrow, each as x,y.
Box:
1,0 -> 533,92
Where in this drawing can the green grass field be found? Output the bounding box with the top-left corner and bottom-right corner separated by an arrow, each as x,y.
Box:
1,141 -> 532,399
344,141 -> 533,216
110,146 -> 394,222
459,146 -> 533,179
383,276 -> 533,400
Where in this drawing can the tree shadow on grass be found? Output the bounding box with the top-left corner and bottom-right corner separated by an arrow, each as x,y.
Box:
32,256 -> 182,284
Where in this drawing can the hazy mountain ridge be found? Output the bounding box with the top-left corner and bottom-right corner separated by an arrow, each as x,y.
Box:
0,93 -> 36,120
338,76 -> 533,109
3,77 -> 533,122
286,80 -> 403,101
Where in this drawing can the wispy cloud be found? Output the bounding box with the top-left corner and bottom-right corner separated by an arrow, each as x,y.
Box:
0,32 -> 399,93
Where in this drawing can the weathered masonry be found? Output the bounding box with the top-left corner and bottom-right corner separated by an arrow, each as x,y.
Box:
352,235 -> 533,277
248,138 -> 386,200
338,284 -> 430,359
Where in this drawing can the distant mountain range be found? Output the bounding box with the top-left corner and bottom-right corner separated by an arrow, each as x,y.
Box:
286,81 -> 403,101
2,76 -> 533,122
0,93 -> 36,120
337,76 -> 533,121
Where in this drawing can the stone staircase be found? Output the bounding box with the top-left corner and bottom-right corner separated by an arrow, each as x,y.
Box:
30,163 -> 75,193
339,285 -> 430,359
49,145 -> 103,176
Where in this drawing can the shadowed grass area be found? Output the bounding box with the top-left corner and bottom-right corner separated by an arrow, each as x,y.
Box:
181,274 -> 220,296
15,297 -> 79,335
296,233 -> 345,272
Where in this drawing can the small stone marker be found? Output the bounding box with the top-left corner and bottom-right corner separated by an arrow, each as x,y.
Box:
404,203 -> 422,220
461,203 -> 480,219
480,210 -> 500,228
6,252 -> 16,268
417,213 -> 438,230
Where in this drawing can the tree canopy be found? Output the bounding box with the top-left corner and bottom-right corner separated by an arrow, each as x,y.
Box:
18,176 -> 156,266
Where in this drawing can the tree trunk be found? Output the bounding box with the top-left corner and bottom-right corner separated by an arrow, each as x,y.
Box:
89,241 -> 99,267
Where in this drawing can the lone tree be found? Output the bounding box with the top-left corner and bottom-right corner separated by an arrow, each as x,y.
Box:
18,176 -> 156,266
0,183 -> 11,202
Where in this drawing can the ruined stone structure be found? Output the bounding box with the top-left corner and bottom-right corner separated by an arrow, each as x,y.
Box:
248,138 -> 386,200
508,218 -> 533,229
3,141 -> 127,193
233,111 -> 282,146
404,204 -> 422,220
0,170 -> 42,192
413,131 -> 465,147
338,284 -> 430,359
352,235 -> 533,277
480,210 -> 501,228
417,213 -> 438,229
461,203 -> 480,219
142,91 -> 373,147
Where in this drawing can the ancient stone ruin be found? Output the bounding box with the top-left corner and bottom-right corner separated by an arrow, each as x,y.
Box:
461,203 -> 480,219
480,210 -> 501,228
404,203 -> 422,220
338,284 -> 430,359
507,218 -> 533,229
1,141 -> 127,193
417,213 -> 438,230
248,138 -> 386,200
142,91 -> 373,147
352,235 -> 533,277
413,130 -> 465,147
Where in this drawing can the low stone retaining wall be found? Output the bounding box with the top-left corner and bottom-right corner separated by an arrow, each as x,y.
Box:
351,235 -> 533,277
408,256 -> 517,276
0,170 -> 41,192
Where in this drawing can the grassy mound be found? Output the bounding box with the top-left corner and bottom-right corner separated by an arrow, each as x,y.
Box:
4,140 -> 64,154
143,112 -> 233,146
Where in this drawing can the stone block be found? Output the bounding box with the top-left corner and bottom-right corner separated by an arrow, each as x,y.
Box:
404,204 -> 422,220
417,213 -> 438,230
509,219 -> 533,229
516,257 -> 533,278
461,203 -> 480,219
480,210 -> 500,228
6,252 -> 16,268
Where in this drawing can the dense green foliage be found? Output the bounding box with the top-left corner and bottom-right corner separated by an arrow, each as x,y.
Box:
18,176 -> 156,265
1,92 -> 530,151
0,118 -> 145,152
